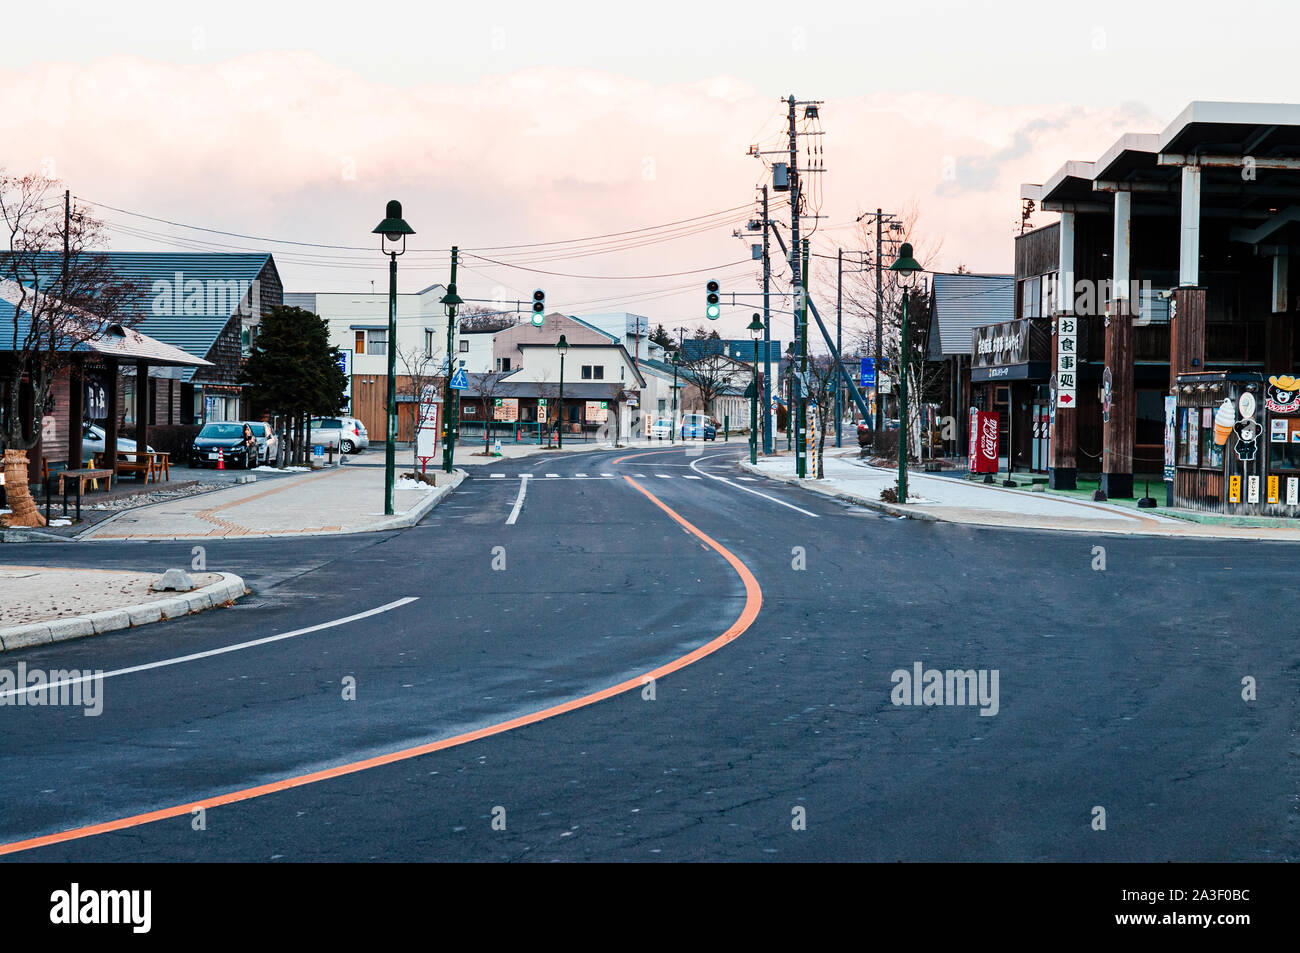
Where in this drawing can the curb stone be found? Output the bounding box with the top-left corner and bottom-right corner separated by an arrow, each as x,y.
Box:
736,461 -> 941,522
0,571 -> 247,652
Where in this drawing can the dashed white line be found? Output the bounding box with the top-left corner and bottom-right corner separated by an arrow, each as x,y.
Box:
683,475 -> 701,480
574,473 -> 588,478
489,473 -> 505,479
545,473 -> 560,478
600,472 -> 614,477
655,474 -> 672,479
506,473 -> 532,525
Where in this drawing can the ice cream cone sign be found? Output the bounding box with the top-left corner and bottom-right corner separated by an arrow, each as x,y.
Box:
1213,398 -> 1235,446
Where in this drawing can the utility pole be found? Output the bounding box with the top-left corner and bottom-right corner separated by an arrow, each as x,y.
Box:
761,186 -> 773,455
836,247 -> 843,448
786,95 -> 807,479
800,238 -> 810,475
875,210 -> 884,436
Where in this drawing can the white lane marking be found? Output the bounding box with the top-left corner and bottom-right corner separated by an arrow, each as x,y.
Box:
633,473 -> 647,478
737,477 -> 757,482
490,473 -> 505,479
0,598 -> 420,700
655,474 -> 672,478
683,475 -> 701,480
600,472 -> 614,477
506,473 -> 532,525
688,454 -> 820,518
545,473 -> 560,478
574,473 -> 587,478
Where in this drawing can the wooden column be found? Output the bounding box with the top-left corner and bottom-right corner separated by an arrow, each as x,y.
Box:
1266,251 -> 1292,375
1170,288 -> 1207,390
1101,300 -> 1135,498
135,360 -> 149,477
1049,313 -> 1077,489
104,357 -> 119,471
67,357 -> 84,470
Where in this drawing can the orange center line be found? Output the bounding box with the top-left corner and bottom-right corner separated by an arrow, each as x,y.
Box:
0,477 -> 762,858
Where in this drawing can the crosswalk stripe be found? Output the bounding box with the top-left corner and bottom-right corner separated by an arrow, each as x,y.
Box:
633,473 -> 647,478
546,473 -> 559,478
490,473 -> 505,479
655,474 -> 672,478
574,473 -> 587,477
600,472 -> 614,477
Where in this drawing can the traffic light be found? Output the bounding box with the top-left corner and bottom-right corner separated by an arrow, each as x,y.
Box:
705,279 -> 720,320
531,288 -> 546,326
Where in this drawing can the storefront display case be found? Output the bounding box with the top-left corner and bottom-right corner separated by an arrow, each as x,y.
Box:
1171,371 -> 1299,514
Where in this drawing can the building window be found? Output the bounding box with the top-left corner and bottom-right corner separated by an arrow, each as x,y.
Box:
366,330 -> 387,356
355,330 -> 365,355
581,365 -> 604,380
425,329 -> 434,358
496,357 -> 511,372
459,340 -> 469,352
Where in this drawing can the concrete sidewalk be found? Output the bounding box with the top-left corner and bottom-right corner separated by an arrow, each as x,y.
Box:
79,463 -> 463,541
0,566 -> 246,651
744,450 -> 1300,540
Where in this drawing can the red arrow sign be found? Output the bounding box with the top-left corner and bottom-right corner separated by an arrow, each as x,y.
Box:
1060,393 -> 1074,405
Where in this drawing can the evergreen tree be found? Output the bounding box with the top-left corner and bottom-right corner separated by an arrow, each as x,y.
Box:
649,323 -> 676,352
243,306 -> 347,465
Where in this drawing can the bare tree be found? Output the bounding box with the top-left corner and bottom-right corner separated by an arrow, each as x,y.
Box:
1,172 -> 136,526
681,353 -> 740,418
468,371 -> 510,454
804,353 -> 840,478
838,203 -> 946,462
397,342 -> 442,473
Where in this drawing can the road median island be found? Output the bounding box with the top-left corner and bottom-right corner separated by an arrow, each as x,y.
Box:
0,568 -> 247,652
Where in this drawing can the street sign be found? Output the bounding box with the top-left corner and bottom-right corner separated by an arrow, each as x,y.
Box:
859,358 -> 876,387
449,367 -> 470,390
1056,317 -> 1077,407
338,349 -> 353,413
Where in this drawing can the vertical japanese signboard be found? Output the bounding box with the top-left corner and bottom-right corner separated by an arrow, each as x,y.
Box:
1056,317 -> 1077,408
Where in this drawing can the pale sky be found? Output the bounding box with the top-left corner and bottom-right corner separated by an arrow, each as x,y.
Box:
5,0 -> 1300,341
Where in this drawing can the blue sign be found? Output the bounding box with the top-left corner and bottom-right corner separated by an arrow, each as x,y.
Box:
449,367 -> 470,390
859,358 -> 877,387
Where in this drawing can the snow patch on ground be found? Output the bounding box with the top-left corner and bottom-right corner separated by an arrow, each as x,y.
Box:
254,465 -> 311,473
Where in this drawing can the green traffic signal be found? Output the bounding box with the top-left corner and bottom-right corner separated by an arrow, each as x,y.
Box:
705,278 -> 720,320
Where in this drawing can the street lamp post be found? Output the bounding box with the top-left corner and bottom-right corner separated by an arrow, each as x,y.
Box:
440,256 -> 464,474
889,242 -> 923,504
556,334 -> 568,450
371,200 -> 415,516
747,314 -> 763,465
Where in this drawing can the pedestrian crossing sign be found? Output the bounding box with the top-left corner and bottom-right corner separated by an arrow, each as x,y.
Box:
450,367 -> 470,390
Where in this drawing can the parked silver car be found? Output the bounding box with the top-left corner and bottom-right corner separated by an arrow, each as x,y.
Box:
81,422 -> 152,460
308,417 -> 368,454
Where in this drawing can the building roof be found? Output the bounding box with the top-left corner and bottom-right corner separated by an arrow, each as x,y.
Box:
25,252 -> 275,383
1023,101 -> 1300,217
0,280 -> 211,367
928,273 -> 1015,358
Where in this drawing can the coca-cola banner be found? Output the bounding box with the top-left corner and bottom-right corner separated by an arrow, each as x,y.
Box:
969,410 -> 999,474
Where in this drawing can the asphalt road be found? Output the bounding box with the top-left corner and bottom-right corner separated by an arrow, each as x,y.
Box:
0,443 -> 1295,861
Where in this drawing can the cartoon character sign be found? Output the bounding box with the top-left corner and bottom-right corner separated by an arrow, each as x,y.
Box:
1234,390 -> 1261,463
1265,375 -> 1300,414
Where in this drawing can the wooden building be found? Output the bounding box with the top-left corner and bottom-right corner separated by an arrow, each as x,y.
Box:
1021,102 -> 1300,510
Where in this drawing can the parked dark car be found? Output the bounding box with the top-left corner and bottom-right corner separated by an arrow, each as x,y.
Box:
190,422 -> 257,469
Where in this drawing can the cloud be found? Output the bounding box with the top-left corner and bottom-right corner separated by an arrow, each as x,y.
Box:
0,52 -> 1166,325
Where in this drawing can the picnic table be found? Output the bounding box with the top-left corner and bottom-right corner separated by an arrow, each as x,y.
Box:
94,451 -> 170,483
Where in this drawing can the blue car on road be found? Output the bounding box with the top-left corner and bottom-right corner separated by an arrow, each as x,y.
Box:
681,414 -> 717,441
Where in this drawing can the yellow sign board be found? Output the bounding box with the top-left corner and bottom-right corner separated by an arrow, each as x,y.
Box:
1228,474 -> 1241,503
1268,475 -> 1280,504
